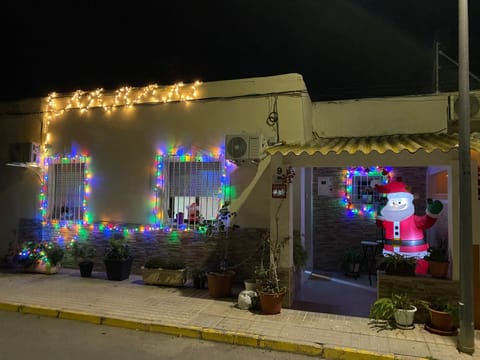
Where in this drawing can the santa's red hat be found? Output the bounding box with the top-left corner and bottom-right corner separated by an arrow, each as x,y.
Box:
375,181 -> 413,199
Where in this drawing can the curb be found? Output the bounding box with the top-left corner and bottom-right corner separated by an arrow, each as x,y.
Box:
0,302 -> 400,360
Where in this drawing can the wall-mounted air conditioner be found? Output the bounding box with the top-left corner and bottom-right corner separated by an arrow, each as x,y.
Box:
225,134 -> 264,161
448,94 -> 480,121
8,142 -> 40,164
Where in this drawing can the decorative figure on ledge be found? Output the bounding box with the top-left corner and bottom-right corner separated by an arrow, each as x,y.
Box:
375,181 -> 443,259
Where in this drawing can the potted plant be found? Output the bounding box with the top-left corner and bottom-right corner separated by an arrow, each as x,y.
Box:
72,242 -> 96,277
191,268 -> 207,289
205,202 -> 237,298
17,241 -> 65,274
257,230 -> 289,315
378,253 -> 417,276
342,247 -> 361,278
103,233 -> 132,281
423,246 -> 449,278
369,292 -> 418,329
420,299 -> 459,334
142,256 -> 187,286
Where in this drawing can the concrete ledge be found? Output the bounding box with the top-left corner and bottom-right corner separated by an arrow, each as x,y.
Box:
102,317 -> 149,331
0,302 -> 20,312
323,347 -> 396,360
150,323 -> 201,339
20,305 -> 59,318
59,310 -> 102,324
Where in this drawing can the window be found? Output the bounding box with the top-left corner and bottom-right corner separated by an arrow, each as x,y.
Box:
44,157 -> 88,222
157,153 -> 227,229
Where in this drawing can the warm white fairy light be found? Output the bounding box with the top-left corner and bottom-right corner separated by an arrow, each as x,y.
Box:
45,81 -> 202,118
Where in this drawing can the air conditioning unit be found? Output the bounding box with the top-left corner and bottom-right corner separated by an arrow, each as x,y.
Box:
8,142 -> 41,164
225,134 -> 263,161
448,94 -> 480,121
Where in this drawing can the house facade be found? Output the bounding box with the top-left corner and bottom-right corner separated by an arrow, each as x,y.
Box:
0,73 -> 479,310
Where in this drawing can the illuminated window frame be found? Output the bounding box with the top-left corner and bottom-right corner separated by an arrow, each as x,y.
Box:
153,150 -> 233,232
41,155 -> 91,226
342,166 -> 391,218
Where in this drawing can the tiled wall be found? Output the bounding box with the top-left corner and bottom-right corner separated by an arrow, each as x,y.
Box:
18,218 -> 268,284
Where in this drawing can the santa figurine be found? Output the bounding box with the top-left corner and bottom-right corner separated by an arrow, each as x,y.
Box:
375,181 -> 443,259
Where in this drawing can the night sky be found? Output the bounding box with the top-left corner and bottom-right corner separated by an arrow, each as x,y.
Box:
1,0 -> 479,102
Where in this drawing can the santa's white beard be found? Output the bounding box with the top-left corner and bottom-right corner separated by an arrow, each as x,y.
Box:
380,207 -> 414,222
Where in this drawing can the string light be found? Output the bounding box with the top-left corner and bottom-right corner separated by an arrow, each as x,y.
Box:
45,81 -> 202,119
342,166 -> 391,218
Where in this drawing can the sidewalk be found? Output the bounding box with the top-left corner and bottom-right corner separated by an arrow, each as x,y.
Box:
0,268 -> 478,360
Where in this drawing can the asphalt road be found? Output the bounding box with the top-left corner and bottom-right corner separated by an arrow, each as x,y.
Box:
0,310 -> 321,360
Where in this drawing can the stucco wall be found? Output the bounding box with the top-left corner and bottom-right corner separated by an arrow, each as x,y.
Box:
312,94 -> 449,137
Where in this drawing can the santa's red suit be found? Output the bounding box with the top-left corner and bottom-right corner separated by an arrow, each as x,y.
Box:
378,215 -> 437,253
375,181 -> 443,258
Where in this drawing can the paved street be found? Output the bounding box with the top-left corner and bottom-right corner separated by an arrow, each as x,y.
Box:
0,311 -> 319,360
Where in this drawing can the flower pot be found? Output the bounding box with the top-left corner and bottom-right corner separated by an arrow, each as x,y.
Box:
394,306 -> 417,329
428,307 -> 454,331
259,290 -> 287,315
428,261 -> 449,278
207,271 -> 235,298
142,268 -> 186,286
79,261 -> 94,278
28,260 -> 60,274
104,257 -> 133,281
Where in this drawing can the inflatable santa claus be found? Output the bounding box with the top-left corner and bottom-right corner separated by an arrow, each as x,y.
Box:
375,181 -> 443,258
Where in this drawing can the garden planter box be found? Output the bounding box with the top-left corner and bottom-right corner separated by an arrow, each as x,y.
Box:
27,260 -> 61,274
142,268 -> 187,286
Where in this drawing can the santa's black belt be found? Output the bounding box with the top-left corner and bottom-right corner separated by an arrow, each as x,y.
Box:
384,239 -> 425,246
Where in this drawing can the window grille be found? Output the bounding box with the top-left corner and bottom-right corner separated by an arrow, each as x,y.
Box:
45,159 -> 86,222
159,154 -> 226,229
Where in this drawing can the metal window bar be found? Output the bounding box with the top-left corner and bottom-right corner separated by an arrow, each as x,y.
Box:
161,154 -> 223,230
47,160 -> 85,222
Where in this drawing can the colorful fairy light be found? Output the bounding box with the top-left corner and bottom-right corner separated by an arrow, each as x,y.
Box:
40,146 -> 232,235
40,154 -> 91,227
342,166 -> 392,218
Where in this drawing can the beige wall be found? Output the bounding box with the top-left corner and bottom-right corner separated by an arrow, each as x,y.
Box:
0,98 -> 43,255
43,74 -> 311,226
312,94 -> 450,137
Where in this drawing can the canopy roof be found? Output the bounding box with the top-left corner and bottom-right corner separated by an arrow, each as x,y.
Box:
266,132 -> 480,156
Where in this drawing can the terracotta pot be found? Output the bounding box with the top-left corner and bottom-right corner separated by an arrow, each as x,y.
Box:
259,290 -> 286,315
429,307 -> 454,331
207,271 -> 235,298
428,261 -> 449,278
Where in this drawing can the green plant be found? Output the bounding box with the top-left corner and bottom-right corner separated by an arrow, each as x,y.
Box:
379,253 -> 417,275
72,242 -> 96,263
293,232 -> 308,268
104,234 -> 130,260
419,299 -> 459,321
369,293 -> 417,330
342,247 -> 361,264
46,244 -> 66,266
206,202 -> 238,272
258,201 -> 289,294
17,241 -> 65,267
424,246 -> 449,263
144,256 -> 185,270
